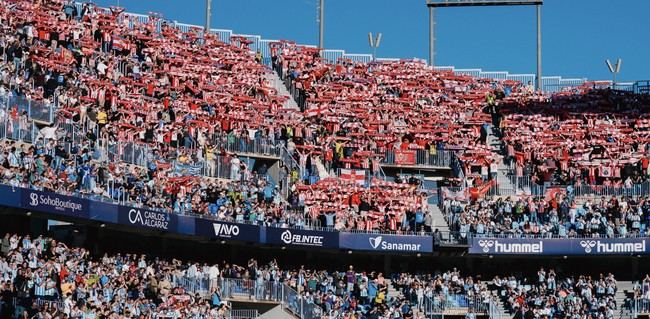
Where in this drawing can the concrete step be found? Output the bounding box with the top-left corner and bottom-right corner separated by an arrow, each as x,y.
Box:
264,73 -> 299,110
260,305 -> 296,319
429,204 -> 450,233
313,157 -> 330,180
384,279 -> 401,301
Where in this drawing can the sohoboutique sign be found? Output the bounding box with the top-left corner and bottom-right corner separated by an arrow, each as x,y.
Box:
470,237 -> 650,255
22,189 -> 88,218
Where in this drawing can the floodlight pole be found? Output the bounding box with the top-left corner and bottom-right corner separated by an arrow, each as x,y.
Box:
606,58 -> 622,90
536,4 -> 542,91
429,6 -> 435,67
426,0 -> 543,89
205,0 -> 212,32
319,0 -> 325,52
369,33 -> 382,61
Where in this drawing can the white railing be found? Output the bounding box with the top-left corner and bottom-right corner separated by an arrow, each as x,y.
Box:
172,276 -> 332,319
67,2 -> 619,93
230,309 -> 259,319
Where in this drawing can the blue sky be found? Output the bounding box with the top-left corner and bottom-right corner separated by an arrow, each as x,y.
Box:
96,0 -> 649,82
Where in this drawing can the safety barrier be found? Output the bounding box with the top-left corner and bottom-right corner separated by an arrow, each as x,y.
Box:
281,283 -> 325,319
634,298 -> 650,316
480,171 -> 650,199
379,149 -> 453,167
12,297 -> 64,309
230,309 -> 260,319
221,278 -> 282,302
0,118 -> 39,144
635,80 -> 650,95
173,276 -> 283,302
173,276 -> 326,319
488,299 -> 502,319
423,294 -> 493,317
470,232 -> 650,239
211,134 -> 283,158
1,93 -> 55,125
572,183 -> 650,198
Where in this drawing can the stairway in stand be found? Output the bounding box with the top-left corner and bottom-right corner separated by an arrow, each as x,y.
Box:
486,124 -> 528,196
264,73 -> 299,110
617,281 -> 636,319
429,204 -> 450,233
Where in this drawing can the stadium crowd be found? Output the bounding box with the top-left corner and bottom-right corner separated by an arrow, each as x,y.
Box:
0,233 -> 231,318
0,0 -> 441,234
444,194 -> 650,237
0,233 -> 496,319
494,268 -> 618,319
498,85 -> 650,187
0,0 -> 650,242
271,41 -> 509,173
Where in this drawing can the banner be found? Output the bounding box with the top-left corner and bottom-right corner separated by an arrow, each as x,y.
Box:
339,169 -> 366,186
266,227 -> 339,249
118,206 -> 177,232
174,162 -> 204,176
394,150 -> 416,165
88,201 -> 118,223
600,166 -> 613,177
339,232 -> 433,253
21,189 -> 89,219
0,184 -> 21,208
470,237 -> 649,255
441,187 -> 467,201
195,218 -> 260,242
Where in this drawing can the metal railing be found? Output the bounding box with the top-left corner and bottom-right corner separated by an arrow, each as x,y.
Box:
572,183 -> 650,198
468,232 -> 650,239
380,149 -> 453,167
12,297 -> 64,309
281,283 -> 325,319
212,134 -> 283,158
634,298 -> 650,316
423,294 -> 493,318
635,80 -> 650,95
1,93 -> 55,124
174,276 -> 283,302
173,276 -> 328,319
230,309 -> 259,319
488,299 -> 502,319
477,172 -> 650,199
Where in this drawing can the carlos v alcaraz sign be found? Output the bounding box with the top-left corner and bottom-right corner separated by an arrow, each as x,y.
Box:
470,237 -> 650,255
118,206 -> 176,231
22,189 -> 88,218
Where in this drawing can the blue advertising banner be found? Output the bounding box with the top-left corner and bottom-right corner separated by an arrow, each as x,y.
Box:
177,215 -> 195,236
470,237 -> 650,255
265,227 -> 339,249
0,184 -> 21,208
21,189 -> 89,219
195,218 -> 260,242
339,232 -> 433,253
88,201 -> 118,223
117,206 -> 177,232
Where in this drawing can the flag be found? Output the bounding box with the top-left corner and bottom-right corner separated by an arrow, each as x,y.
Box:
305,107 -> 329,118
174,162 -> 204,176
339,169 -> 366,186
600,166 -> 612,177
